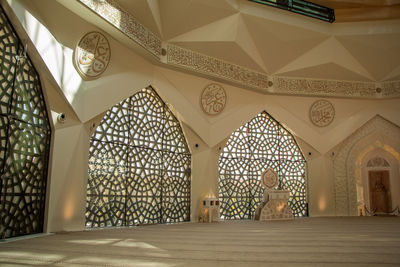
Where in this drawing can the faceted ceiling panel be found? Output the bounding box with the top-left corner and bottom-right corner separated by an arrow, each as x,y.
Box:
384,64 -> 400,81
63,0 -> 400,93
336,33 -> 400,81
275,37 -> 374,81
160,0 -> 238,39
242,13 -> 330,74
169,14 -> 267,73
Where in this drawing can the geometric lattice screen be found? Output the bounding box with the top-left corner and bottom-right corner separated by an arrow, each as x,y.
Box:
0,7 -> 51,239
219,111 -> 307,219
86,87 -> 191,228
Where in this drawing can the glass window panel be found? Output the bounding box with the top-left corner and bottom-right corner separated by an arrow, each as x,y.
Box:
86,87 -> 191,227
0,6 -> 51,239
219,111 -> 307,218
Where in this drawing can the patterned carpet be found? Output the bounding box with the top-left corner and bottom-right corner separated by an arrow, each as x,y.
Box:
1,217 -> 399,266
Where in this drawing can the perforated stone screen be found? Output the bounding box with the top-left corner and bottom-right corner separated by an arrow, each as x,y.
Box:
219,111 -> 307,219
0,7 -> 51,239
86,87 -> 191,227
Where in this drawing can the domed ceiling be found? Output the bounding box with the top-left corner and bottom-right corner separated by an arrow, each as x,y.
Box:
62,0 -> 400,98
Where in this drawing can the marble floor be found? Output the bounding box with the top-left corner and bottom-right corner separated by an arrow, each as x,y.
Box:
1,217 -> 399,266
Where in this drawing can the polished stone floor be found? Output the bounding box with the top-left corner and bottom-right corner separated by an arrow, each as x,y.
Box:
1,217 -> 400,266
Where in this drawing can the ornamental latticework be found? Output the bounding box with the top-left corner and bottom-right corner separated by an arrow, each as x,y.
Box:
86,87 -> 191,227
0,7 -> 51,239
219,111 -> 307,219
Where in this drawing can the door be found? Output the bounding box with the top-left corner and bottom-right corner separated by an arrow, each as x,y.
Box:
368,170 -> 391,213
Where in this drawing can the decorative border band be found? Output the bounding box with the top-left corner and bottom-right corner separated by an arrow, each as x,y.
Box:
167,44 -> 269,91
78,0 -> 161,57
382,80 -> 400,97
272,77 -> 377,98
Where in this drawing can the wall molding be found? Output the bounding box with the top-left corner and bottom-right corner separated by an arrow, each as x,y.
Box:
79,0 -> 162,57
167,44 -> 270,91
273,76 -> 377,98
382,80 -> 400,97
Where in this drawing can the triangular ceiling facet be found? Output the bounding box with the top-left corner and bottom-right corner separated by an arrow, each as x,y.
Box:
242,13 -> 330,74
382,64 -> 400,81
276,37 -> 374,81
235,14 -> 269,73
168,14 -> 239,42
160,0 -> 238,39
336,33 -> 400,81
170,14 -> 267,73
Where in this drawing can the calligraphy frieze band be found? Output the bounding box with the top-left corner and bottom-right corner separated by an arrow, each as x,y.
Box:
167,44 -> 270,91
78,0 -> 161,58
273,76 -> 377,98
200,83 -> 227,115
382,80 -> 400,97
74,31 -> 111,79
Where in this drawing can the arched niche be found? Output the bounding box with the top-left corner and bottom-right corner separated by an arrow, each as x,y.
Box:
334,115 -> 400,216
357,150 -> 399,214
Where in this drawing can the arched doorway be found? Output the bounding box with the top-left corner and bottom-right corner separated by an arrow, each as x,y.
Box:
86,87 -> 191,227
218,111 -> 307,219
334,115 -> 400,216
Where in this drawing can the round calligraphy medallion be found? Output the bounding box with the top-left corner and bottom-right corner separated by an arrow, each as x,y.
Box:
262,168 -> 279,190
200,83 -> 227,115
309,99 -> 335,127
74,31 -> 110,79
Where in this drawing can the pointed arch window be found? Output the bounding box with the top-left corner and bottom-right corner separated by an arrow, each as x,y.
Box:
86,87 -> 191,227
0,7 -> 51,239
219,111 -> 306,219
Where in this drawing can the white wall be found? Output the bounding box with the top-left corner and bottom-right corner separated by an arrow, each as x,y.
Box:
4,0 -> 400,232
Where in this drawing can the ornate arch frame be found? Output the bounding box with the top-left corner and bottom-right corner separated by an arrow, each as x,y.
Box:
333,115 -> 400,215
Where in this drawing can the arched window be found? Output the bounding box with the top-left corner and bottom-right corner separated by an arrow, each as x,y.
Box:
0,7 -> 51,238
86,87 -> 191,227
219,111 -> 306,219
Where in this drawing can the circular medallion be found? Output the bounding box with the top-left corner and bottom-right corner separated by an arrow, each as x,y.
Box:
309,99 -> 335,127
200,83 -> 227,115
74,31 -> 110,79
262,168 -> 279,189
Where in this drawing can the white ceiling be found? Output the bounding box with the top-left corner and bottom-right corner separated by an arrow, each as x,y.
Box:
112,0 -> 400,83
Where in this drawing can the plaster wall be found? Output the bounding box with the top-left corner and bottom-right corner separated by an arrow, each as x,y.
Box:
3,0 -> 400,231
46,124 -> 90,232
307,155 -> 336,216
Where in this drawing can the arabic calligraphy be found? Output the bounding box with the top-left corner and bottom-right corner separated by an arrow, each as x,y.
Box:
75,32 -> 110,79
200,84 -> 226,115
262,168 -> 279,189
309,99 -> 335,127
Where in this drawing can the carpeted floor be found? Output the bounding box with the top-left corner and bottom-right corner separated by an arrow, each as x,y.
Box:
1,217 -> 399,266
